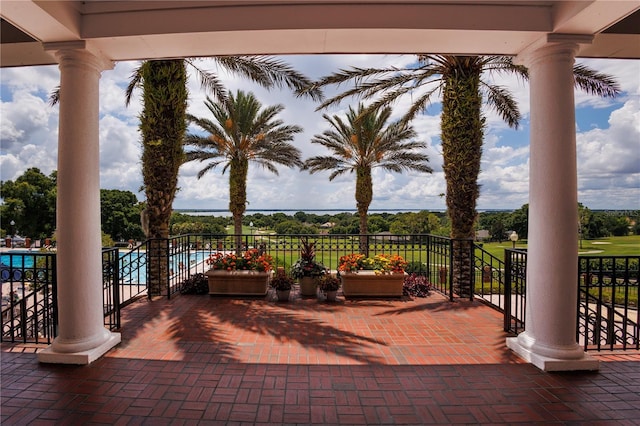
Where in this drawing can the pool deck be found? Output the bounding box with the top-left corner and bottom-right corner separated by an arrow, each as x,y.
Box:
2,289 -> 640,424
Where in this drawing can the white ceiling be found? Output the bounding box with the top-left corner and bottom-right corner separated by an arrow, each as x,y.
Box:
1,0 -> 639,67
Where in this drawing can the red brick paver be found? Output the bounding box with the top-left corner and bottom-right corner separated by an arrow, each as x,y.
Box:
2,290 -> 639,424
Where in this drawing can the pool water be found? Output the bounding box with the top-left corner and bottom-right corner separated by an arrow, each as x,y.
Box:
1,251 -> 210,285
119,251 -> 209,284
1,252 -> 37,269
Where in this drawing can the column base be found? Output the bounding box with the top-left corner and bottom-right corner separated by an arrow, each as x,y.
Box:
506,336 -> 599,372
38,332 -> 121,365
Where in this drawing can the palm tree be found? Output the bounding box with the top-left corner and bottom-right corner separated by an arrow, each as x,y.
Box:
129,57 -> 318,295
185,90 -> 304,252
303,103 -> 432,255
306,55 -> 619,295
52,56 -> 320,295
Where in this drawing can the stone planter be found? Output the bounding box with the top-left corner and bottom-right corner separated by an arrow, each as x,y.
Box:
299,276 -> 318,297
340,271 -> 405,297
325,290 -> 338,302
205,270 -> 270,296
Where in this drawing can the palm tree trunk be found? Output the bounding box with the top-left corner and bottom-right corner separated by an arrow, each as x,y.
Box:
356,167 -> 372,256
140,60 -> 187,296
229,158 -> 248,253
441,62 -> 483,297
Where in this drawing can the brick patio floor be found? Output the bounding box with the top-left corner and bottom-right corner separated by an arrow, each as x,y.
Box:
2,289 -> 639,424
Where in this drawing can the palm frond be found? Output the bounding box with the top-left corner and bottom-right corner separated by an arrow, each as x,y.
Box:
213,55 -> 323,101
48,86 -> 60,106
186,59 -> 229,103
482,83 -> 521,129
302,156 -> 346,173
125,63 -> 144,106
573,63 -> 620,98
195,162 -> 222,179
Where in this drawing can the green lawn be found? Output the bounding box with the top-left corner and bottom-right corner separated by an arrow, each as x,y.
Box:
478,234 -> 640,259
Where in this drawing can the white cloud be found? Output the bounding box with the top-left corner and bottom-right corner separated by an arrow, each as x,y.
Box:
1,55 -> 639,212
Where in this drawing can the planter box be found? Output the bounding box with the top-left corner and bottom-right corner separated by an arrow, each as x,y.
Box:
341,271 -> 405,297
205,270 -> 270,296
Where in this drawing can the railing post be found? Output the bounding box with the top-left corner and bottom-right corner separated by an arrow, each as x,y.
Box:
113,249 -> 120,329
51,258 -> 58,339
469,241 -> 475,301
19,298 -> 28,341
426,235 -> 431,282
504,249 -> 512,332
448,239 -> 454,301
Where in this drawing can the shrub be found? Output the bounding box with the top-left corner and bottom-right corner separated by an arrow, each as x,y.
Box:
180,273 -> 209,295
403,273 -> 432,298
405,261 -> 425,274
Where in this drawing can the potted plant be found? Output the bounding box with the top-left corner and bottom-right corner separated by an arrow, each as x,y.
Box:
318,274 -> 341,302
205,248 -> 273,295
338,253 -> 407,297
270,269 -> 295,302
291,237 -> 326,297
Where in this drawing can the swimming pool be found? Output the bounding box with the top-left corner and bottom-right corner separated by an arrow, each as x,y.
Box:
0,252 -> 38,269
119,251 -> 210,284
1,251 -> 210,285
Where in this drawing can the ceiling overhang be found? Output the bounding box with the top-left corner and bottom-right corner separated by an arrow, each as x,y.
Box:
1,0 -> 639,67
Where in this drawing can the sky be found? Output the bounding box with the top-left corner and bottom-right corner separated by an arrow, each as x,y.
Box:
1,55 -> 639,212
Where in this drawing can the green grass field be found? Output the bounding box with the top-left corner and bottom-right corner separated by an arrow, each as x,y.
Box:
478,234 -> 640,259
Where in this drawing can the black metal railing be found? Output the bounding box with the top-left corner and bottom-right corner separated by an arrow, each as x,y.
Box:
503,249 -> 527,336
153,233 -> 455,298
4,235 -> 637,353
117,243 -> 150,302
502,251 -> 639,352
473,244 -> 506,308
1,251 -> 56,344
1,247 -> 150,343
102,248 -> 120,330
577,255 -> 639,351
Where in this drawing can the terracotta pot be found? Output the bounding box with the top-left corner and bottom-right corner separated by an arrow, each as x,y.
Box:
325,290 -> 337,302
299,276 -> 318,297
276,289 -> 291,302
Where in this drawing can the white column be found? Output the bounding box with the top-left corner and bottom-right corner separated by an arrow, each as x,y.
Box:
38,41 -> 121,365
506,34 -> 598,371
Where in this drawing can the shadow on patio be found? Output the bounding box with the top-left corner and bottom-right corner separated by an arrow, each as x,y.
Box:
2,289 -> 639,424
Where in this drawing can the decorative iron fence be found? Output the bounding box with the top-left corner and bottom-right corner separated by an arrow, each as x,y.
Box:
502,251 -> 639,352
155,233 -> 454,298
1,251 -> 56,344
503,249 -> 527,336
578,255 -> 639,351
472,244 -> 508,307
6,234 -> 634,353
1,247 -> 149,343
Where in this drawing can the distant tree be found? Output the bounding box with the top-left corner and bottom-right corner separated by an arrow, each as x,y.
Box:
368,215 -> 390,233
609,217 -> 631,236
100,189 -> 145,242
274,220 -> 318,235
294,211 -> 308,223
101,231 -> 115,248
0,168 -> 57,239
389,211 -> 439,235
478,211 -> 510,242
170,221 -> 227,237
508,204 -> 529,240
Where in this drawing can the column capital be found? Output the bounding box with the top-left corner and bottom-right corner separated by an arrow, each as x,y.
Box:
515,33 -> 593,67
43,40 -> 114,72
